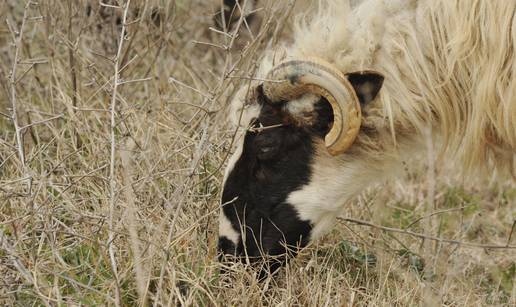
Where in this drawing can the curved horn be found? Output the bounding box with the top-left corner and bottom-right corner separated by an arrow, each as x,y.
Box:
262,58 -> 361,156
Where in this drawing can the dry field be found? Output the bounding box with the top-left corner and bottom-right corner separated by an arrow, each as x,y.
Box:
0,1 -> 515,306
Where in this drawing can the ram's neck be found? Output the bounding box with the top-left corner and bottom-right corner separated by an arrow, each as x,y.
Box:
287,133 -> 425,241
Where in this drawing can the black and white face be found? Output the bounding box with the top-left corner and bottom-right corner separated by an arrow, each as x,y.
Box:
218,72 -> 384,273
219,86 -> 333,268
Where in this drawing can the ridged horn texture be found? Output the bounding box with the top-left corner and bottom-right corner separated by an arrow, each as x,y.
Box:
262,58 -> 361,156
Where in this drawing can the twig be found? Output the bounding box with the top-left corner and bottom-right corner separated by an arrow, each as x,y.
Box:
225,75 -> 287,82
0,111 -> 11,119
0,175 -> 33,186
118,77 -> 153,85
119,139 -> 148,305
19,113 -> 63,131
108,1 -> 131,306
100,2 -> 122,9
168,76 -> 211,99
207,26 -> 234,38
18,58 -> 48,64
424,125 -> 437,255
14,63 -> 36,84
507,219 -> 516,247
168,101 -> 214,114
0,228 -> 51,306
0,152 -> 16,170
248,122 -> 285,133
71,106 -> 110,112
88,49 -> 115,62
119,1 -> 148,68
0,228 -> 34,284
8,1 -> 31,169
39,266 -> 115,303
338,217 -> 516,249
192,40 -> 228,50
68,0 -> 82,149
404,206 -> 469,230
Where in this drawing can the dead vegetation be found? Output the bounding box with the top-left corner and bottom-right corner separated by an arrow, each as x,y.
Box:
0,0 -> 514,306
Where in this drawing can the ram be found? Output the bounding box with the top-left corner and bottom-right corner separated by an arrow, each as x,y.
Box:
218,0 -> 516,272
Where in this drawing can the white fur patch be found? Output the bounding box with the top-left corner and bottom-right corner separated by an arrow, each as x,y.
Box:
287,136 -> 421,241
223,87 -> 262,183
219,90 -> 263,245
284,93 -> 319,115
287,147 -> 364,240
285,142 -> 388,240
219,137 -> 245,245
218,209 -> 239,245
223,134 -> 245,184
229,88 -> 262,129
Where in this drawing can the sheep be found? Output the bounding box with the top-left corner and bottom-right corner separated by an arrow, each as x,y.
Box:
218,0 -> 516,273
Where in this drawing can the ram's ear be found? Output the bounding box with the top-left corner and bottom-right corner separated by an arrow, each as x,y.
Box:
346,71 -> 384,106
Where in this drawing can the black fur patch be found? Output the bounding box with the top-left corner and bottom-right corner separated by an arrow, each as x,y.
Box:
346,72 -> 384,105
219,89 -> 334,274
217,236 -> 237,260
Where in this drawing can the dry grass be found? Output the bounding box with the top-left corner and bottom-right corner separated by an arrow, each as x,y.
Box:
0,0 -> 515,306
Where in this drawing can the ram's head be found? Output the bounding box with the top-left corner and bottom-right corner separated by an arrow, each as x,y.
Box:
218,58 -> 384,275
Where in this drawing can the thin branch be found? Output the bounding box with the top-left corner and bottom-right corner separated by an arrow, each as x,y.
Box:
8,1 -> 31,168
88,49 -> 115,62
248,122 -> 286,133
168,101 -> 214,115
108,1 -> 131,306
0,228 -> 52,306
19,113 -> 63,131
338,217 -> 516,249
118,77 -> 153,85
0,111 -> 12,119
14,63 -> 35,84
68,0 -> 81,149
191,40 -> 228,50
71,106 -> 110,112
225,75 -> 287,83
207,26 -> 235,38
507,219 -> 516,247
404,205 -> 470,230
100,2 -> 122,9
0,228 -> 34,284
424,125 -> 437,256
119,139 -> 147,305
18,58 -> 48,65
168,76 -> 211,99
